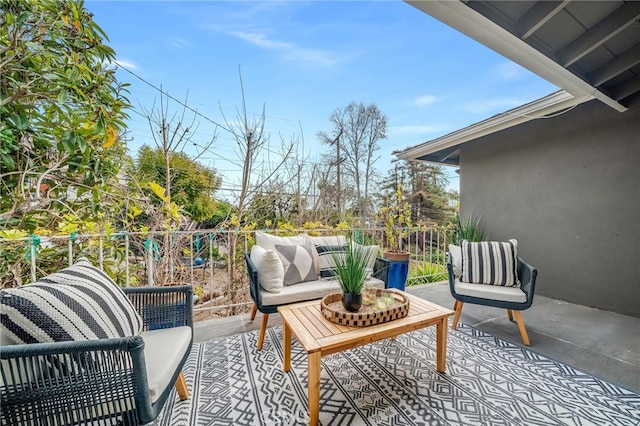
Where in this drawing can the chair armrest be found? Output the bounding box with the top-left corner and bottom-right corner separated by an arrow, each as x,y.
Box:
245,253 -> 262,309
447,253 -> 457,294
373,257 -> 390,287
1,336 -> 148,425
124,285 -> 193,331
517,256 -> 538,304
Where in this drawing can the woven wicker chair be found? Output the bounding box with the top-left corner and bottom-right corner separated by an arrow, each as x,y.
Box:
0,286 -> 193,425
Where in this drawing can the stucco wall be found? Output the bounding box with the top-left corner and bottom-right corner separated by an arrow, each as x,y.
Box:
459,100 -> 640,317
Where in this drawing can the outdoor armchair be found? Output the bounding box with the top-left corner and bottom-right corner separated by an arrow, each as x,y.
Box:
447,244 -> 537,345
1,285 -> 193,425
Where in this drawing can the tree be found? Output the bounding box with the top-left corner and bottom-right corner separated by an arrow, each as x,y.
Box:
134,145 -> 221,222
0,0 -> 130,230
318,102 -> 386,223
380,159 -> 454,225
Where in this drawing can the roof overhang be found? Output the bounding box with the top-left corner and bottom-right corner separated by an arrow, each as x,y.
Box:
395,90 -> 578,165
398,0 -> 640,165
405,0 -> 640,113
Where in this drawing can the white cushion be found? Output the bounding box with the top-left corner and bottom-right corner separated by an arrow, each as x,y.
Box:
273,243 -> 317,285
255,231 -> 306,251
460,239 -> 519,287
140,326 -> 192,403
261,277 -> 385,306
354,242 -> 379,270
449,244 -> 462,277
454,279 -> 527,303
250,245 -> 284,293
309,235 -> 347,246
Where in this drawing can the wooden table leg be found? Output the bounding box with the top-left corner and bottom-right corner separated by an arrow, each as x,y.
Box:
283,321 -> 292,372
308,351 -> 321,425
436,318 -> 448,373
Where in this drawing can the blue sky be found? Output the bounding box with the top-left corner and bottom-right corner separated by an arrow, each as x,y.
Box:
86,1 -> 558,199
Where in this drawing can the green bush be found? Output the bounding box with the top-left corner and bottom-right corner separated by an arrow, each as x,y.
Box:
407,261 -> 448,286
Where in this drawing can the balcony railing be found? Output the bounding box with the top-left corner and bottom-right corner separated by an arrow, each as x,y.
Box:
0,227 -> 453,321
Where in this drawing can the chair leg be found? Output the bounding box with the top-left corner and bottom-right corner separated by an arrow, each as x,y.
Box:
257,313 -> 269,350
513,310 -> 531,346
174,371 -> 189,400
451,301 -> 463,330
507,309 -> 513,321
250,303 -> 258,321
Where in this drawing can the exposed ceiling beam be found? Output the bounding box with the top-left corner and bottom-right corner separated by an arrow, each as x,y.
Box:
559,2 -> 640,67
589,43 -> 640,87
610,74 -> 640,101
518,0 -> 570,40
404,0 -> 628,112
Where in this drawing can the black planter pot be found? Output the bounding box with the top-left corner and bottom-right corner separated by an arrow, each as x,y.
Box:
341,292 -> 362,312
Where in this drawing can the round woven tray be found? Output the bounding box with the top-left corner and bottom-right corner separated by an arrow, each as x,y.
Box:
320,289 -> 410,327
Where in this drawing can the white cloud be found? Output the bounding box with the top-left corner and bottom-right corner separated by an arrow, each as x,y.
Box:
495,61 -> 525,80
169,37 -> 192,49
228,30 -> 337,67
413,95 -> 438,107
114,59 -> 138,70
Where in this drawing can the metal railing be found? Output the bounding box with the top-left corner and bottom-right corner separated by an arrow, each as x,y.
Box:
0,227 -> 453,320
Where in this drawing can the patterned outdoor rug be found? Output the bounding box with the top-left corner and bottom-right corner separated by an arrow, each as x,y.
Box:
150,323 -> 640,425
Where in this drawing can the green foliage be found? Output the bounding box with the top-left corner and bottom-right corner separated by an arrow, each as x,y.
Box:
378,184 -> 412,253
134,145 -> 222,222
331,243 -> 373,294
452,214 -> 485,244
1,0 -> 130,229
407,262 -> 448,286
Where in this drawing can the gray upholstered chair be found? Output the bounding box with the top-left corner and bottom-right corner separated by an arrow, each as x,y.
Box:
447,246 -> 537,345
1,285 -> 193,425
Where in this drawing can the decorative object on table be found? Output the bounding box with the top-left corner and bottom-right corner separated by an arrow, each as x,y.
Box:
379,184 -> 412,291
330,241 -> 375,312
321,289 -> 409,326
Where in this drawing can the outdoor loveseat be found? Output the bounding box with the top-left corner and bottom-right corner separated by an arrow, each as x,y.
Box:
0,258 -> 193,425
246,232 -> 390,350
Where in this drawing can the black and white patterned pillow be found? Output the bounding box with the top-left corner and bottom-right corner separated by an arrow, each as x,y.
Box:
315,245 -> 348,279
460,239 -> 520,287
0,258 -> 143,344
273,244 -> 318,285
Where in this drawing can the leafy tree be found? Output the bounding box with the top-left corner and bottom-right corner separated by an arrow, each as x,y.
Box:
0,0 -> 130,230
135,145 -> 221,222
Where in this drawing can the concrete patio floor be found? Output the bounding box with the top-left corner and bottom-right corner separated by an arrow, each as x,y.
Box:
193,281 -> 640,393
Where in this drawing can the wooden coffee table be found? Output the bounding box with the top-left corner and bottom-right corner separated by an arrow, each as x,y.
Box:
278,292 -> 454,425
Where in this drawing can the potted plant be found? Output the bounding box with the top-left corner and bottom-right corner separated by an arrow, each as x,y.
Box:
331,242 -> 375,312
378,184 -> 412,290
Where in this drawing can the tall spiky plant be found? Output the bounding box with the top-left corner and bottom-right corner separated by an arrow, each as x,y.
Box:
331,243 -> 374,295
453,214 -> 485,244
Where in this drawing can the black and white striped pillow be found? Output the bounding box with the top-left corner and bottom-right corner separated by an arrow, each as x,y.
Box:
460,239 -> 520,287
315,245 -> 348,279
0,258 -> 143,344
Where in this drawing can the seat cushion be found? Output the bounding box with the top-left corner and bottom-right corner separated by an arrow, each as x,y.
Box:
454,279 -> 527,303
0,258 -> 143,344
261,277 -> 385,306
140,326 -> 192,403
460,239 -> 519,287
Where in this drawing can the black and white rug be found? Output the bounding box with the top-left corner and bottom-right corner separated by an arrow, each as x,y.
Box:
150,323 -> 640,425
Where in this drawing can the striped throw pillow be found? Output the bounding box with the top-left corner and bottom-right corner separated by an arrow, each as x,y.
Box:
460,239 -> 520,287
315,245 -> 348,279
0,258 -> 143,344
